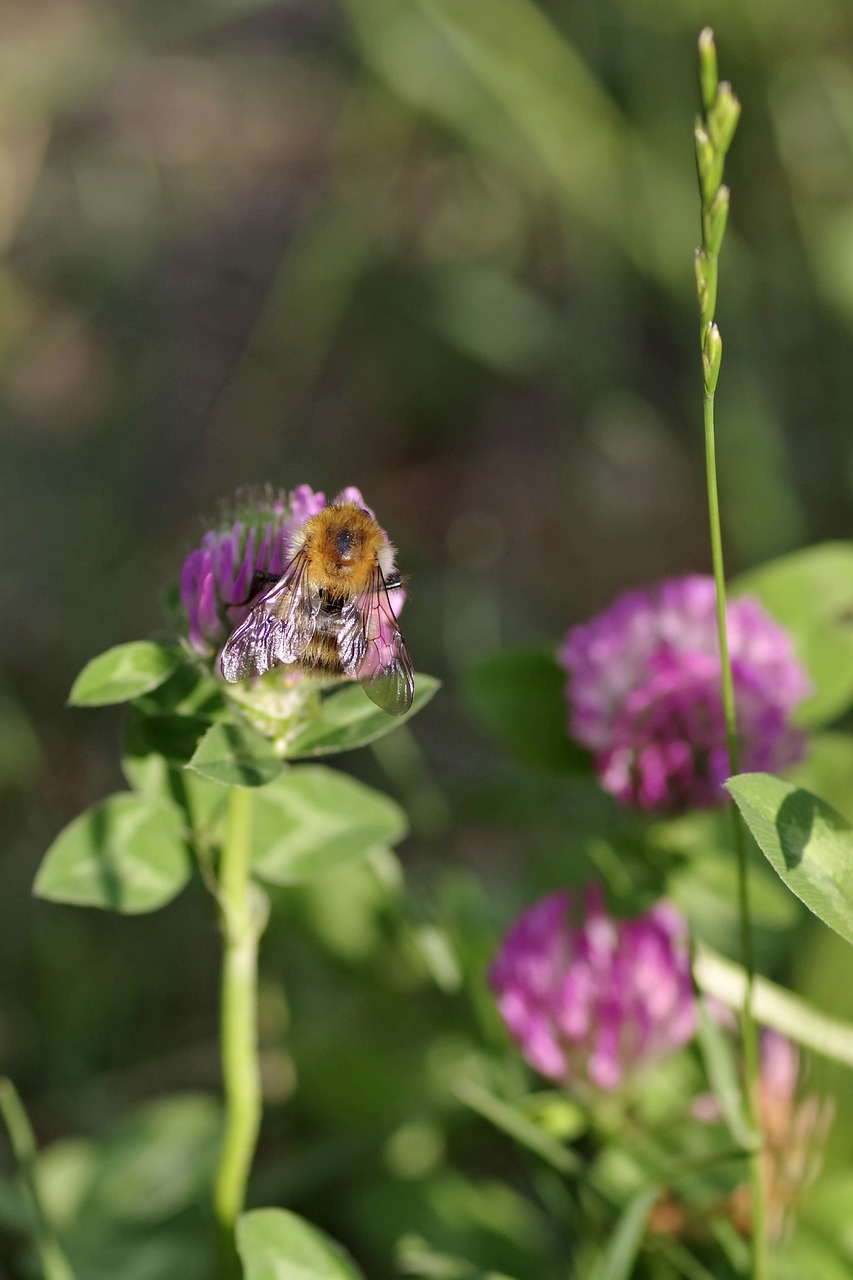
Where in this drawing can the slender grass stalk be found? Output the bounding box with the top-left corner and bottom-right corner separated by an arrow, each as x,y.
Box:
214,785 -> 264,1276
0,1078 -> 77,1280
693,28 -> 766,1279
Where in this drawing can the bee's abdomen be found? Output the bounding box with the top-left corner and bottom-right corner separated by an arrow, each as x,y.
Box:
300,632 -> 345,675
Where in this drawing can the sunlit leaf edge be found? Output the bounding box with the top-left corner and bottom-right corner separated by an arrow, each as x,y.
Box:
726,772 -> 853,947
69,642 -> 183,707
237,1207 -> 363,1279
285,674 -> 440,758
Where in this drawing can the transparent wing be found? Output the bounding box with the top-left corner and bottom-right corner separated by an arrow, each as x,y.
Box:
219,550 -> 320,682
338,567 -> 414,716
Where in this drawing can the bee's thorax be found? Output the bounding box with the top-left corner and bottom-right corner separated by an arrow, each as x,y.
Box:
300,501 -> 387,597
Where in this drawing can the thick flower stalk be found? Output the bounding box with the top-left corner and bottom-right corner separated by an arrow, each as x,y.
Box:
489,886 -> 696,1093
179,480 -> 406,1272
559,576 -> 810,812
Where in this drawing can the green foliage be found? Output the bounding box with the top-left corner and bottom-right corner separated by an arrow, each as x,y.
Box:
27,1095 -> 221,1280
792,732 -> 853,822
69,643 -> 182,707
694,945 -> 853,1069
694,1000 -> 753,1149
67,1095 -> 222,1226
452,1078 -> 580,1176
0,1078 -> 75,1280
735,544 -> 853,727
596,1187 -> 659,1280
125,709 -> 210,776
237,1209 -> 363,1279
727,773 -> 853,947
464,649 -> 589,773
0,695 -> 42,789
397,1235 -> 519,1279
418,264 -> 559,376
250,766 -> 407,885
13,4 -> 853,1279
34,793 -> 191,913
286,675 -> 440,757
187,720 -> 283,788
122,708 -> 228,840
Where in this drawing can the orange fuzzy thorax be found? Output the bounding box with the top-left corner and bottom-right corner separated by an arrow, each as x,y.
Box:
297,502 -> 387,598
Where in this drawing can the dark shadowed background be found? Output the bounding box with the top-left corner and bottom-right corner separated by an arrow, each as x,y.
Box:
3,1 -> 853,1276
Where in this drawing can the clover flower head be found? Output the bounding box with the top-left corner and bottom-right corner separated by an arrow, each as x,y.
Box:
559,576 -> 811,812
489,886 -> 696,1094
179,484 -> 325,654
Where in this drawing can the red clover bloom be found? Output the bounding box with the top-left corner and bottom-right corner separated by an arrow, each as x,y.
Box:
180,484 -> 399,661
180,485 -> 324,654
559,576 -> 810,812
489,886 -> 696,1094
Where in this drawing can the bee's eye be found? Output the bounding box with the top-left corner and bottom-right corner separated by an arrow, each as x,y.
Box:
336,529 -> 355,558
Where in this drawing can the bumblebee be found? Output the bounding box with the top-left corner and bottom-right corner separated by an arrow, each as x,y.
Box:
220,501 -> 414,716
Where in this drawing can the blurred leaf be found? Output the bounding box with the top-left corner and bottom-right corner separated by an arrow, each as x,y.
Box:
352,1169 -> 548,1274
652,1238 -> 719,1280
187,721 -> 282,788
773,1228 -> 853,1280
295,847 -> 403,961
596,1186 -> 658,1280
727,773 -> 853,946
418,264 -> 557,374
250,766 -> 407,884
790,731 -> 853,823
397,1234 -> 518,1279
520,1093 -> 587,1143
347,0 -> 641,250
735,543 -> 853,726
669,849 -> 800,945
694,999 -> 755,1150
286,675 -> 439,757
36,1140 -> 96,1229
79,1095 -> 221,1225
694,945 -> 853,1068
464,649 -> 590,773
69,642 -> 182,707
452,1078 -> 579,1175
798,1171 -> 853,1268
237,1208 -> 363,1279
27,1101 -> 220,1280
34,793 -> 190,914
0,694 -> 41,788
409,923 -> 462,993
0,1078 -> 76,1280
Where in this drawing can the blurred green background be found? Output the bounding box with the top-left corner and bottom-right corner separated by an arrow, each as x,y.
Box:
3,0 -> 853,1276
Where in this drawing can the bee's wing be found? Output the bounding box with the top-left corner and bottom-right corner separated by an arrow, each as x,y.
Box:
338,567 -> 414,716
219,550 -> 320,682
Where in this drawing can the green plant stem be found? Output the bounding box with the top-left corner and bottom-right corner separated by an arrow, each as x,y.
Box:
703,388 -> 767,1278
0,1078 -> 76,1280
214,785 -> 263,1275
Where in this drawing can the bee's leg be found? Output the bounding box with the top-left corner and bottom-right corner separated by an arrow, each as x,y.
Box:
228,572 -> 281,608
